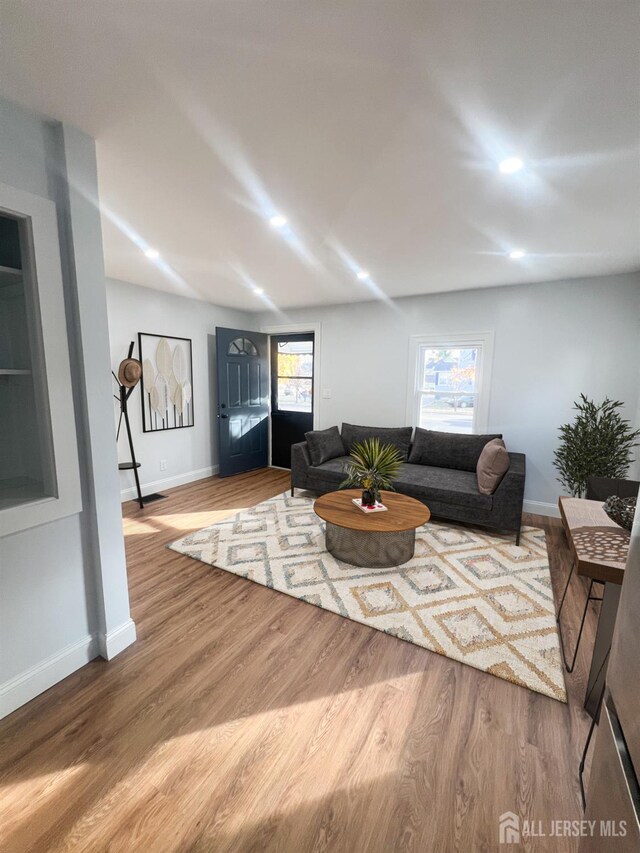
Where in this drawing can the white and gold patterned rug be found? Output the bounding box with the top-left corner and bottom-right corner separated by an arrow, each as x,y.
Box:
169,492 -> 566,702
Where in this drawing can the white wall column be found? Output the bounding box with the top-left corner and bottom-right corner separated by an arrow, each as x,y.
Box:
58,124 -> 135,659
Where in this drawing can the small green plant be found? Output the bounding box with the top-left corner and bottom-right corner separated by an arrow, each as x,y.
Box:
340,437 -> 403,504
553,394 -> 640,497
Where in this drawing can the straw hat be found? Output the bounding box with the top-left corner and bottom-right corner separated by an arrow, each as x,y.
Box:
118,357 -> 142,388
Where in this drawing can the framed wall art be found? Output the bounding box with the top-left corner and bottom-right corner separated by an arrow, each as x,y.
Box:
138,332 -> 194,432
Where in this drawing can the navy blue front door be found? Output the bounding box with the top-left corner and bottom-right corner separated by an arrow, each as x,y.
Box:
215,327 -> 269,477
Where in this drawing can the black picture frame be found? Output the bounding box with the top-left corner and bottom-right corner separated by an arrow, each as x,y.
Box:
138,332 -> 194,432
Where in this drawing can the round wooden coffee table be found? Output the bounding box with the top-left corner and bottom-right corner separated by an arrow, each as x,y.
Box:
314,489 -> 431,568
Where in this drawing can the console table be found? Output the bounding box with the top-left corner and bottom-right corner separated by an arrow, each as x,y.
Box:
558,497 -> 630,716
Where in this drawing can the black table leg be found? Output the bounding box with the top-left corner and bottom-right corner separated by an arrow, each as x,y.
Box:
584,582 -> 621,717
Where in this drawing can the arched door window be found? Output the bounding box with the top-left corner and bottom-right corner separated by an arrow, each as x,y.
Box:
227,336 -> 258,356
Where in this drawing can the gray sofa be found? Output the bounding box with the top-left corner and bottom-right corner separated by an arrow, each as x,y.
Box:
291,423 -> 526,544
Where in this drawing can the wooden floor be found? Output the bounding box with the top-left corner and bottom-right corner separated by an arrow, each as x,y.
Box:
0,469 -> 599,852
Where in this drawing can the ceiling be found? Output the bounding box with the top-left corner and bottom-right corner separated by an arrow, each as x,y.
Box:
0,1 -> 639,312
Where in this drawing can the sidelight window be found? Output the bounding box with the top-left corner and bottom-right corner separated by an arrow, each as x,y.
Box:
272,338 -> 313,413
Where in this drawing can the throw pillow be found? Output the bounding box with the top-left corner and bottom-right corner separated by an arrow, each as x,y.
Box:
305,426 -> 346,466
476,438 -> 510,495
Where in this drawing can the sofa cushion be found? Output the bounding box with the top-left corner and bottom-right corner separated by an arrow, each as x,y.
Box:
307,455 -> 351,488
341,423 -> 413,461
308,455 -> 351,476
396,464 -> 493,510
305,426 -> 345,466
477,439 -> 510,495
408,428 -> 502,472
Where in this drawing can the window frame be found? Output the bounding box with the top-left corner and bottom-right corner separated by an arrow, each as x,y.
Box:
270,333 -> 315,415
405,332 -> 495,434
263,323 -> 322,429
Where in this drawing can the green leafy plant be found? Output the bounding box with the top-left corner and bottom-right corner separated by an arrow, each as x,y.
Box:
340,437 -> 403,504
553,394 -> 640,497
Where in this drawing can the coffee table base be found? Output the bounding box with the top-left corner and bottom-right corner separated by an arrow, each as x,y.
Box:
325,522 -> 416,568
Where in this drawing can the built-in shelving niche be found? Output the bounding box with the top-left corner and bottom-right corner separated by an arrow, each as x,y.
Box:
0,182 -> 81,536
0,214 -> 51,510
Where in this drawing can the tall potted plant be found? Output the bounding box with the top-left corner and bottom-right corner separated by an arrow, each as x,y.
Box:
340,437 -> 403,506
553,394 -> 640,497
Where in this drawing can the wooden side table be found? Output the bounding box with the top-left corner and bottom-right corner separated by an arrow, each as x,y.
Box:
558,497 -> 630,716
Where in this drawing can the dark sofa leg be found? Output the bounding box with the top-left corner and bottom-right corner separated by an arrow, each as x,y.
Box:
291,486 -> 295,497
515,529 -> 520,546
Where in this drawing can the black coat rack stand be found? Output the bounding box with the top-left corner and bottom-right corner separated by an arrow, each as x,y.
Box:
114,342 -> 144,509
114,342 -> 167,509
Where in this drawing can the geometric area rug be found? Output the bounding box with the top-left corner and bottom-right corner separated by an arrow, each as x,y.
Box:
168,492 -> 567,702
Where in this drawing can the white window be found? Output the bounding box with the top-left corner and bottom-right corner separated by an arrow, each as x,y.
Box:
406,333 -> 494,434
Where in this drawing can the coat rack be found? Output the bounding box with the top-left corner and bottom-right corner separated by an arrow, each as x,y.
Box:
114,342 -> 167,508
113,342 -> 144,509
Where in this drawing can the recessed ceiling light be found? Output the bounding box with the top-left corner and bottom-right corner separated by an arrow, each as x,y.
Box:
509,249 -> 526,260
499,157 -> 524,175
144,248 -> 160,259
253,286 -> 264,295
269,214 -> 287,229
356,270 -> 370,280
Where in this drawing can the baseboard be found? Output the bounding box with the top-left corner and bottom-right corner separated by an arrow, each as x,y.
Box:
0,634 -> 98,720
97,618 -> 137,660
523,499 -> 560,518
120,465 -> 219,502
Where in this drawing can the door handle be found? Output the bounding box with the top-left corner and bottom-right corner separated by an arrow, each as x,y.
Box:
218,413 -> 229,419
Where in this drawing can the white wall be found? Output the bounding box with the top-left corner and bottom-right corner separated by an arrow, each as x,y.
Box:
632,390 -> 640,481
0,99 -> 134,719
257,273 -> 640,514
106,278 -> 254,498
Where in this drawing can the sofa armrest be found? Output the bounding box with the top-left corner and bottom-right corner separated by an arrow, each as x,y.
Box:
504,452 -> 526,479
491,452 -> 526,532
291,442 -> 312,491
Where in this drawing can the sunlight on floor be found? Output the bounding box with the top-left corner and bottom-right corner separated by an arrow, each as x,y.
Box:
122,518 -> 167,536
0,762 -> 89,797
146,508 -> 248,531
0,761 -> 92,844
123,508 -> 248,537
48,674 -> 417,850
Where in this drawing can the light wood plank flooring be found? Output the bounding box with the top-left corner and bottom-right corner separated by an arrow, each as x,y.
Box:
0,469 -> 598,852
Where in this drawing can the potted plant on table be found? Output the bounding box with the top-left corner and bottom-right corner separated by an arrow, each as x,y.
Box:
339,437 -> 403,507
